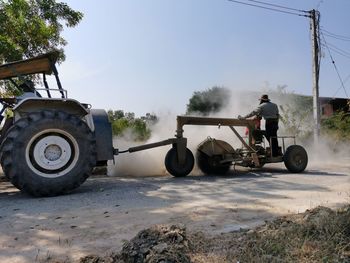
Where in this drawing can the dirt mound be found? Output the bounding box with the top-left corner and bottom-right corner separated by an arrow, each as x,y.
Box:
80,205 -> 350,263
80,224 -> 190,263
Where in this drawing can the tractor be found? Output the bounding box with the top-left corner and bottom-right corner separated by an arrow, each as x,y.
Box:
0,51 -> 308,197
0,51 -> 114,196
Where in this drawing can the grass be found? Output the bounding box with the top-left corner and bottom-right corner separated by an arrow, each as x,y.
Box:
189,205 -> 350,263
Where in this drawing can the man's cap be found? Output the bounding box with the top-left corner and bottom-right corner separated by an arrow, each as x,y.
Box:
259,94 -> 270,102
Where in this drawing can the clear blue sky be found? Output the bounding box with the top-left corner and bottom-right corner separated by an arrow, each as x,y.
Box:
57,0 -> 350,116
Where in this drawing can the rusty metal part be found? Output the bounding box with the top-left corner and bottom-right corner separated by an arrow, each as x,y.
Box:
198,138 -> 235,157
176,116 -> 255,139
120,116 -> 258,166
175,116 -> 259,166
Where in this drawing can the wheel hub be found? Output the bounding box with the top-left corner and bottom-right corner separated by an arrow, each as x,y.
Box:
25,129 -> 80,178
33,135 -> 72,170
44,144 -> 62,161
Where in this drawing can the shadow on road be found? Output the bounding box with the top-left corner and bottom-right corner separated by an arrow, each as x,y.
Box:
0,166 -> 349,262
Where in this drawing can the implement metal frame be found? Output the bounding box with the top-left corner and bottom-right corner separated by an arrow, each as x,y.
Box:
124,115 -> 258,165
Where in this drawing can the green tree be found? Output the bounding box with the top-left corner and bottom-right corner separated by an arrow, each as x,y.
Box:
186,86 -> 231,116
322,111 -> 350,140
278,94 -> 313,139
108,109 -> 157,141
108,109 -> 125,122
111,118 -> 129,137
124,112 -> 135,121
131,118 -> 151,141
0,0 -> 83,63
141,113 -> 158,124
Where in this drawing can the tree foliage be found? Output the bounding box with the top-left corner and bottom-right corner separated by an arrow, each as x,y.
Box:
278,94 -> 313,139
186,86 -> 231,116
0,0 -> 83,63
272,86 -> 350,142
322,111 -> 350,140
108,110 -> 158,141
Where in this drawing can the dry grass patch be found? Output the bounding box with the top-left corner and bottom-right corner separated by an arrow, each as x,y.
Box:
77,205 -> 350,263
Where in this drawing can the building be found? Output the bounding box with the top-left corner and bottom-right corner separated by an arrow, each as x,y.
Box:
320,97 -> 350,118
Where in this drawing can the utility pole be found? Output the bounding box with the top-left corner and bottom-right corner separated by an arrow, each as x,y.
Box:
310,9 -> 320,144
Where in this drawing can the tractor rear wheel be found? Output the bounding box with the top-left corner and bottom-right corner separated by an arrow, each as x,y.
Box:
165,147 -> 194,177
283,145 -> 308,173
196,151 -> 231,175
0,110 -> 96,197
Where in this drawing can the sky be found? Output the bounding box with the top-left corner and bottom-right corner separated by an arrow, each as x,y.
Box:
53,0 -> 350,116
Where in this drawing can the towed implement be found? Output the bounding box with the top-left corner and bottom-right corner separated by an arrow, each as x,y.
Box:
0,52 -> 308,197
123,116 -> 308,176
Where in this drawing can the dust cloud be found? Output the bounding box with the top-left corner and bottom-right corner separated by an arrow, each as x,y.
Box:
305,136 -> 350,168
109,89 -> 349,177
110,91 -> 256,177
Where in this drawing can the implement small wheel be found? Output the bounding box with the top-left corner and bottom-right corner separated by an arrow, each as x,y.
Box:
196,151 -> 230,175
165,147 -> 194,177
284,145 -> 308,173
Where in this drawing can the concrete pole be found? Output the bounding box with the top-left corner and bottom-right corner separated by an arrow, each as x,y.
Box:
310,9 -> 320,144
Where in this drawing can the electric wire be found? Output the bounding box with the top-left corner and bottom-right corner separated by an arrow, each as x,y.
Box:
320,44 -> 350,60
227,0 -> 311,17
332,72 -> 350,97
321,31 -> 350,42
226,0 -> 347,100
325,42 -> 350,57
320,31 -> 349,98
245,0 -> 309,13
321,28 -> 350,41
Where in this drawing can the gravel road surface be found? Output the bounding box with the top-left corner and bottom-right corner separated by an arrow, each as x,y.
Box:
0,161 -> 349,262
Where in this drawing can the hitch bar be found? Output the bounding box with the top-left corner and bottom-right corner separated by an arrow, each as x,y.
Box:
114,137 -> 188,165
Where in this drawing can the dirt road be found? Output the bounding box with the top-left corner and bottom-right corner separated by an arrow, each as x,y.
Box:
0,161 -> 349,263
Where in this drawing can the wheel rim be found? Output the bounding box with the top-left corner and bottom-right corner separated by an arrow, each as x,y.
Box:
25,129 -> 79,178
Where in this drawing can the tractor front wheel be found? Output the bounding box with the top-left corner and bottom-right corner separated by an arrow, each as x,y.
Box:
0,110 -> 96,197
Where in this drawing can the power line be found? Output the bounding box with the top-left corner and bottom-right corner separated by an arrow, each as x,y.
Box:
245,0 -> 309,13
227,0 -> 311,17
320,39 -> 350,59
320,31 -> 349,98
321,44 -> 350,60
333,72 -> 350,98
321,28 -> 350,40
322,45 -> 350,60
325,42 -> 350,57
321,31 -> 350,42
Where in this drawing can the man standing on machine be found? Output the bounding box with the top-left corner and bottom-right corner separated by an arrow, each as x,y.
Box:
239,94 -> 280,157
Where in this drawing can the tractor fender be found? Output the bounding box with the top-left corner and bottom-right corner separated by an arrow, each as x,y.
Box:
90,109 -> 114,163
13,98 -> 114,163
13,97 -> 89,121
